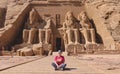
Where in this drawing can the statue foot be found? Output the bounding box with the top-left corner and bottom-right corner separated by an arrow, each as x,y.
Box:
68,42 -> 74,45
91,42 -> 96,44
27,42 -> 32,44
75,42 -> 80,44
45,42 -> 49,44
85,42 -> 91,45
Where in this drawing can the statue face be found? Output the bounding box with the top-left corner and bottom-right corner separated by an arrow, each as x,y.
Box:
78,11 -> 87,21
68,13 -> 73,20
66,11 -> 74,20
81,12 -> 87,21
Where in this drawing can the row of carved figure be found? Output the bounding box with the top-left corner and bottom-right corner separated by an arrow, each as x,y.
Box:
24,8 -> 96,45
61,11 -> 96,45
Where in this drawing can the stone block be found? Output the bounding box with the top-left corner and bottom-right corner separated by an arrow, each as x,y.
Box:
17,47 -> 34,56
33,44 -> 43,55
22,48 -> 34,56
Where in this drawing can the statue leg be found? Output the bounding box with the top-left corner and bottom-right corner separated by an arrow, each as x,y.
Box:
23,29 -> 29,43
39,29 -> 43,44
27,28 -> 37,44
74,29 -> 80,44
66,29 -> 73,44
90,29 -> 96,44
82,29 -> 91,44
45,29 -> 51,44
63,32 -> 68,45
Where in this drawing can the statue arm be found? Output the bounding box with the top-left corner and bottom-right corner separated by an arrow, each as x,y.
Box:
63,22 -> 66,28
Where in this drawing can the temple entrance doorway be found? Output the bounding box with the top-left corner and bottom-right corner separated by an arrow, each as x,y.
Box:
56,38 -> 62,51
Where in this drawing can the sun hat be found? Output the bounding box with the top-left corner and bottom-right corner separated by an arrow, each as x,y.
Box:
58,50 -> 62,53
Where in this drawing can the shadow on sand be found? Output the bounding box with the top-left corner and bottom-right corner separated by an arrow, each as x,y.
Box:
64,68 -> 77,71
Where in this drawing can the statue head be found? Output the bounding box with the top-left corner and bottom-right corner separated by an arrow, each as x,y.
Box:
31,8 -> 35,12
65,11 -> 75,21
78,11 -> 87,22
78,11 -> 92,29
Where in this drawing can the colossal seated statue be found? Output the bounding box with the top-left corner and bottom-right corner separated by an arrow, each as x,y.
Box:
62,11 -> 80,45
78,11 -> 96,44
78,11 -> 92,29
23,9 -> 52,44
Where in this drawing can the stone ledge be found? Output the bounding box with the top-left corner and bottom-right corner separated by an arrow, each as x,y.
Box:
52,52 -> 68,56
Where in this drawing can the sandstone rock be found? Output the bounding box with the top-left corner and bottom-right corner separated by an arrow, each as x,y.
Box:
0,0 -> 7,28
5,4 -> 23,25
0,0 -> 7,8
17,47 -> 34,56
85,0 -> 120,37
0,8 -> 6,28
33,44 -> 43,55
85,0 -> 120,50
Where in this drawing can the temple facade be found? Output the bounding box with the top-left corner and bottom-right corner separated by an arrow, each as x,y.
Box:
16,0 -> 103,56
0,0 -> 108,56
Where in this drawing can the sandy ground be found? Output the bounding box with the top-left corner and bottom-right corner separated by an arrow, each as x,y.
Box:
0,56 -> 43,70
0,55 -> 120,74
78,55 -> 120,70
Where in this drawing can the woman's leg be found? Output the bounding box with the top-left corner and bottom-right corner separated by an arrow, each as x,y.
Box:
51,62 -> 57,70
59,63 -> 66,70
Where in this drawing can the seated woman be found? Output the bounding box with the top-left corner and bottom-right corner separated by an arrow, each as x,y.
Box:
51,50 -> 66,71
